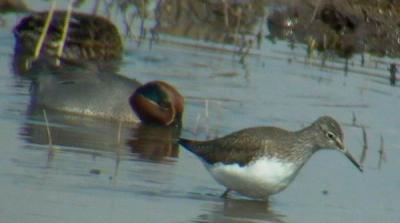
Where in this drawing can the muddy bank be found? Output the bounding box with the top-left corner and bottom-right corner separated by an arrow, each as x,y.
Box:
100,0 -> 400,58
267,0 -> 400,57
8,0 -> 400,59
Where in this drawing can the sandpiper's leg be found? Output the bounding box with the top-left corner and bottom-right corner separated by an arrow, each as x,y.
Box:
221,189 -> 231,198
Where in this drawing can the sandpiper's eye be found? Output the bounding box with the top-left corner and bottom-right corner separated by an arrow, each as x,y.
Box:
326,131 -> 335,139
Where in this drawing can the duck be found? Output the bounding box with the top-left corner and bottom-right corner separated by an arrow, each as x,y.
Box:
13,10 -> 122,72
31,68 -> 184,127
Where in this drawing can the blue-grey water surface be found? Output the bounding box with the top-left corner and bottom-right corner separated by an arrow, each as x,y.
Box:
0,1 -> 399,223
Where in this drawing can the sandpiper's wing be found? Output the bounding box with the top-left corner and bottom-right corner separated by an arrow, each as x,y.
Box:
179,127 -> 289,166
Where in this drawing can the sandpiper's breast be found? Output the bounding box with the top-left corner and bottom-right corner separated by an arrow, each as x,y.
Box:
207,156 -> 298,199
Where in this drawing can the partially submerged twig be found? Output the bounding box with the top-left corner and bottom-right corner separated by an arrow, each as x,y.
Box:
43,109 -> 52,147
389,63 -> 397,86
192,113 -> 201,136
236,9 -> 243,45
112,121 -> 123,185
238,43 -> 250,64
223,0 -> 229,27
112,154 -> 121,186
204,99 -> 212,138
359,126 -> 368,164
352,111 -> 357,126
43,109 -> 55,163
205,99 -> 209,118
191,100 -> 212,138
117,120 -> 122,144
378,134 -> 386,169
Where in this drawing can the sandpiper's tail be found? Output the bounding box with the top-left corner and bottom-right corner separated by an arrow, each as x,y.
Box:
179,138 -> 215,165
178,138 -> 199,154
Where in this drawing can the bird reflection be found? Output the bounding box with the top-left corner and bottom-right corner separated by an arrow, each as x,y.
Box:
195,199 -> 286,223
128,124 -> 180,161
21,104 -> 181,162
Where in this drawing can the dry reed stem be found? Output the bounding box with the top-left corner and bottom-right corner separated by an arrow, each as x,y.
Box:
221,0 -> 229,27
33,1 -> 56,59
310,0 -> 321,23
55,1 -> 73,66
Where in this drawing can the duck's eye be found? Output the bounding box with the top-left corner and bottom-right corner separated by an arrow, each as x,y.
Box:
326,131 -> 335,139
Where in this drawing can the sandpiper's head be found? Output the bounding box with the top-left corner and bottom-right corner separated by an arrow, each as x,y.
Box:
130,81 -> 184,127
313,116 -> 363,172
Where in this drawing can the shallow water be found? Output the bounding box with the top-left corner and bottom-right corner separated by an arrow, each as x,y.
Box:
0,1 -> 400,223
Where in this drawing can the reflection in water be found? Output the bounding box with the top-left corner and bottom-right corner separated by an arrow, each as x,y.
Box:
27,66 -> 142,122
21,102 -> 181,162
16,63 -> 182,163
154,0 -> 265,45
79,0 -> 400,59
266,1 -> 400,58
21,104 -> 131,152
195,199 -> 286,223
389,63 -> 397,86
128,124 -> 180,161
11,7 -> 183,164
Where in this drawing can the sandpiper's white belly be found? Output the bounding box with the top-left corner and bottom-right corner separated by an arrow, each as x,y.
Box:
207,157 -> 298,199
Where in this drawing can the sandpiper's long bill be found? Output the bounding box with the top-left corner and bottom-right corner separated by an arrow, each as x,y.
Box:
179,116 -> 362,200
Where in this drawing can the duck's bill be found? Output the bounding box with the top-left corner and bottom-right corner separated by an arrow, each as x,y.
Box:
344,150 -> 363,172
